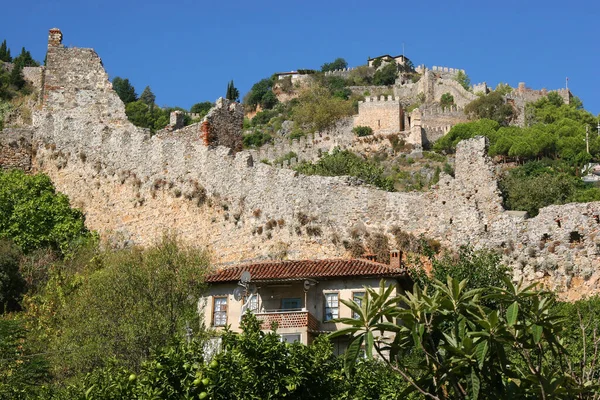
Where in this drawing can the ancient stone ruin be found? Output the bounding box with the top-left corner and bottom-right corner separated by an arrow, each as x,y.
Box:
0,29 -> 598,299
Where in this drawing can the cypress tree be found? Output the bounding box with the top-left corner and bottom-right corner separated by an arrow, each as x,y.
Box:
139,86 -> 156,109
226,80 -> 239,102
9,61 -> 25,90
0,40 -> 11,62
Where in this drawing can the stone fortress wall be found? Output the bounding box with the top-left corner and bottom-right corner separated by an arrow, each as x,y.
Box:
1,29 -> 599,298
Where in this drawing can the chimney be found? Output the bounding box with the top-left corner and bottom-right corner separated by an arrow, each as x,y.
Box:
390,249 -> 402,269
48,28 -> 63,48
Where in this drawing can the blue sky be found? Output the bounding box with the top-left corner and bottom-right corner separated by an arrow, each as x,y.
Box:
2,0 -> 599,116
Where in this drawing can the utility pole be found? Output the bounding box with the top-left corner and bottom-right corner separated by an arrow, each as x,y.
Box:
586,125 -> 590,154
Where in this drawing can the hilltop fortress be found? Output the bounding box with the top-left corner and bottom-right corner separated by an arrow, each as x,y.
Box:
1,29 -> 598,299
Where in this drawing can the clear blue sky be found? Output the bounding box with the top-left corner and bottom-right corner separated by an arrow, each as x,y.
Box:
2,0 -> 599,116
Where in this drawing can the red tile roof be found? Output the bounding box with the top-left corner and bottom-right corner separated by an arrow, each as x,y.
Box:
206,258 -> 406,283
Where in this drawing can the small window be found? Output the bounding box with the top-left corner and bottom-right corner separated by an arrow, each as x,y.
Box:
281,334 -> 301,343
324,293 -> 339,321
213,296 -> 227,327
282,298 -> 302,310
353,292 -> 365,319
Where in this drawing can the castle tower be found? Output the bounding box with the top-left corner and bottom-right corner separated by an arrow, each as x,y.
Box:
48,28 -> 63,48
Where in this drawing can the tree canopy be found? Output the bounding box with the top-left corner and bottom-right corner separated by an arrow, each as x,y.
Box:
225,80 -> 239,102
321,57 -> 348,72
111,77 -> 137,104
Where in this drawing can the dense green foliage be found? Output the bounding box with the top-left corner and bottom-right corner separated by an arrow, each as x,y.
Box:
373,62 -> 398,86
242,130 -> 273,148
464,91 -> 516,125
243,77 -> 278,111
352,125 -> 373,137
190,101 -> 213,115
111,77 -> 137,104
0,170 -> 88,254
292,84 -> 355,132
38,238 -> 208,376
439,92 -> 454,108
333,277 -> 594,399
294,148 -> 395,191
321,57 -> 348,72
499,160 -> 600,216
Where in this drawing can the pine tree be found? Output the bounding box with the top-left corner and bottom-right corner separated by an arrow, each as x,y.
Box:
12,47 -> 38,67
225,80 -> 239,102
9,62 -> 25,90
0,40 -> 11,62
112,77 -> 137,104
139,86 -> 156,109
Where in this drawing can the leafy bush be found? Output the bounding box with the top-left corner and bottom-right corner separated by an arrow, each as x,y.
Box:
439,92 -> 454,108
251,109 -> 278,126
294,148 -> 395,191
352,125 -> 373,137
464,91 -> 515,125
332,277 -> 592,399
242,130 -> 273,148
0,170 -> 89,254
499,161 -> 600,216
38,237 -> 210,377
292,84 -> 355,132
373,63 -> 397,86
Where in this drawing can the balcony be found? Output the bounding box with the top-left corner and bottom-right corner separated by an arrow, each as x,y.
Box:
255,309 -> 319,331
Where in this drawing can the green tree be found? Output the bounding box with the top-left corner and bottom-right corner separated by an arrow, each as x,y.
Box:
373,62 -> 398,85
439,92 -> 454,108
190,101 -> 213,115
8,61 -> 25,90
292,84 -> 355,132
0,170 -> 89,254
260,90 -> 278,109
46,237 -> 209,376
332,277 -> 588,399
455,69 -> 471,91
243,77 -> 274,111
111,77 -> 137,104
464,91 -> 515,125
321,57 -> 348,72
225,80 -> 239,102
139,86 -> 156,108
12,47 -> 39,68
0,40 -> 11,62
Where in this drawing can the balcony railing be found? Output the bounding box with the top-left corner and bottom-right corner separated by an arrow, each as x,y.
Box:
255,310 -> 319,331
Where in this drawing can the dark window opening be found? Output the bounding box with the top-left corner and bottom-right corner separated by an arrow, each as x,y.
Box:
569,231 -> 583,243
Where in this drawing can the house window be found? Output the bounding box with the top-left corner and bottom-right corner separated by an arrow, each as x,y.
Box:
353,292 -> 365,319
213,296 -> 227,327
324,293 -> 339,321
280,334 -> 301,343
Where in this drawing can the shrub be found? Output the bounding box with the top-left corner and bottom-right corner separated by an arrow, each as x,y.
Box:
373,63 -> 397,86
352,126 -> 373,137
292,84 -> 354,132
242,130 -> 273,148
294,148 -> 395,191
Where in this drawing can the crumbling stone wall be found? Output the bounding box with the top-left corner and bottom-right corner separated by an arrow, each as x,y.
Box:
199,98 -> 243,152
0,128 -> 33,171
29,29 -> 600,299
